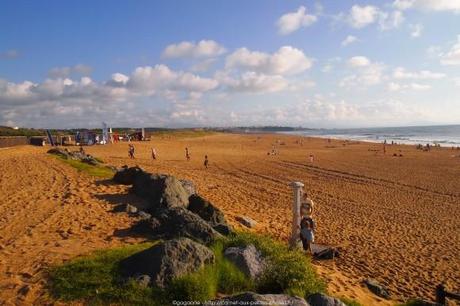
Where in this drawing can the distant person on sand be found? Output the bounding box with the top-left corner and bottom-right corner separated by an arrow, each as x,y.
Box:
299,193 -> 315,255
128,144 -> 135,159
204,155 -> 209,169
309,154 -> 314,163
185,147 -> 190,161
151,147 -> 157,160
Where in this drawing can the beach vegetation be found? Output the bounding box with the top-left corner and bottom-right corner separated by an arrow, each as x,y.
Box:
49,242 -> 160,305
49,232 -> 329,304
53,156 -> 114,178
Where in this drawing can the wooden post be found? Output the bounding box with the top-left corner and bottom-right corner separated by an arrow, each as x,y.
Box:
289,181 -> 304,248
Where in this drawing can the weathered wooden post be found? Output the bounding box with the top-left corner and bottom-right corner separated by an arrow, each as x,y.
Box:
289,181 -> 304,248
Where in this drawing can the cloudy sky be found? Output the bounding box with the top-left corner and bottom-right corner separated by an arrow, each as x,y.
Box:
1,0 -> 459,128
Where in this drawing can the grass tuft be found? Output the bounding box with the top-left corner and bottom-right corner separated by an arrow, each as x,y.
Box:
220,232 -> 326,298
54,156 -> 114,178
340,297 -> 364,306
49,232 -> 327,304
49,242 -> 160,305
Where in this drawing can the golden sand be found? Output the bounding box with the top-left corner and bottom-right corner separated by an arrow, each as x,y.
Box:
0,133 -> 459,305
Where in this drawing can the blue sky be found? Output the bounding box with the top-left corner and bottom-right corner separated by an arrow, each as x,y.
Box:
0,0 -> 459,128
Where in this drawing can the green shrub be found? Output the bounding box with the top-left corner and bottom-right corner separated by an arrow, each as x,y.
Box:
54,156 -> 114,178
167,265 -> 217,302
50,232 -> 326,304
49,242 -> 161,305
167,240 -> 253,302
220,232 -> 326,298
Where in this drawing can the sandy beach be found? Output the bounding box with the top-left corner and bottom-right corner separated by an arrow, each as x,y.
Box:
0,133 -> 459,305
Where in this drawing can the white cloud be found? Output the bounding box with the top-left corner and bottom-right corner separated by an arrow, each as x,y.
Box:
346,5 -> 404,30
190,58 -> 216,72
393,0 -> 460,13
387,81 -> 432,91
127,65 -> 218,94
0,64 -> 219,127
341,57 -> 385,87
393,67 -> 445,79
409,23 -> 423,37
347,5 -> 379,28
225,46 -> 313,75
48,64 -> 92,78
162,40 -> 226,59
341,35 -> 358,47
378,10 -> 404,30
453,77 -> 460,87
277,6 -> 318,35
440,35 -> 460,65
0,49 -> 19,60
348,56 -> 371,67
218,71 -> 289,93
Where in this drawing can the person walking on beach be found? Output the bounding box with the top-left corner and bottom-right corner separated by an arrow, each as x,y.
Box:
128,144 -> 135,159
185,147 -> 190,161
204,155 -> 209,169
299,193 -> 315,255
309,154 -> 314,163
151,147 -> 157,160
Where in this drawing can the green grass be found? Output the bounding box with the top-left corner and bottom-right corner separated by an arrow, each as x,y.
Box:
340,297 -> 364,306
49,242 -> 161,305
220,232 -> 326,299
54,156 -> 114,178
152,129 -> 217,139
49,233 -> 331,305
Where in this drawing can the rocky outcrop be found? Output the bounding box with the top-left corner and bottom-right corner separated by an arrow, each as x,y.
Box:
149,207 -> 221,245
307,293 -> 346,306
236,215 -> 257,228
364,278 -> 391,299
131,173 -> 190,212
180,179 -> 196,197
113,166 -> 144,185
223,244 -> 266,279
120,238 -> 214,288
188,194 -> 231,232
112,167 -> 231,239
207,292 -> 310,306
47,148 -> 100,165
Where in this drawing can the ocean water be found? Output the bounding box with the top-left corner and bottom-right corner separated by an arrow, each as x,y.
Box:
285,125 -> 460,147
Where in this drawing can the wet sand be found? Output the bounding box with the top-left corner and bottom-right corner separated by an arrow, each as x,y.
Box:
0,133 -> 459,304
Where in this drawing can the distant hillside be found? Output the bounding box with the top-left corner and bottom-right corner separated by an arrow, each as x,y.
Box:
0,126 -> 45,137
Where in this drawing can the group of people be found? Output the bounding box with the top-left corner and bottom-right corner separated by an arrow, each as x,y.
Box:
127,144 -> 209,168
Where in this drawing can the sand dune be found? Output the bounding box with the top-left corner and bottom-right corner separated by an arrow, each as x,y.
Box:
0,133 -> 458,305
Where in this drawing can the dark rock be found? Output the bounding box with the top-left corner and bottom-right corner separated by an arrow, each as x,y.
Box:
364,278 -> 391,299
113,166 -> 144,185
307,293 -> 346,306
149,207 -> 221,245
188,194 -> 227,227
81,156 -> 99,166
213,223 -> 232,235
132,173 -> 189,212
120,238 -> 214,288
133,274 -> 151,288
137,211 -> 152,220
402,299 -> 437,306
224,244 -> 266,279
180,179 -> 196,197
126,204 -> 138,214
206,292 -> 309,306
236,215 -> 257,228
313,246 -> 340,260
47,148 -> 70,159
